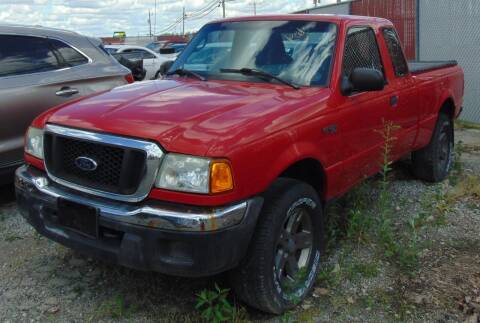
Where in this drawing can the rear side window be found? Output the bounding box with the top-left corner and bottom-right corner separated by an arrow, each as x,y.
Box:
122,49 -> 155,59
49,38 -> 89,67
0,35 -> 60,77
342,27 -> 384,79
382,28 -> 408,76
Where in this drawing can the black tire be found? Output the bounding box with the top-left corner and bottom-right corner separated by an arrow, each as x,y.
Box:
412,112 -> 454,182
230,178 -> 324,314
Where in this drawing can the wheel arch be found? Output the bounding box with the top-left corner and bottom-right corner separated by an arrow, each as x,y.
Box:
439,97 -> 456,120
278,158 -> 327,201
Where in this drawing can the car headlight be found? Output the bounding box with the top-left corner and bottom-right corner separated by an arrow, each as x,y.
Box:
156,153 -> 234,194
25,127 -> 44,159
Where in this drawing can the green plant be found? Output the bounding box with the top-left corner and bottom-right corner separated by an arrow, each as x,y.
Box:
89,294 -> 137,321
196,284 -> 243,323
377,120 -> 400,211
455,120 -> 480,130
450,140 -> 464,186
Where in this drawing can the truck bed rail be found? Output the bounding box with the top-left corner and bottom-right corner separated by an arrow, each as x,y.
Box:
408,61 -> 458,74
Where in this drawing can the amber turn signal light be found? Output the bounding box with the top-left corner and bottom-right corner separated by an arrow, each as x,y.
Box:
210,161 -> 234,193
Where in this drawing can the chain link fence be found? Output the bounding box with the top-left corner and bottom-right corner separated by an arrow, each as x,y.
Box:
418,0 -> 480,123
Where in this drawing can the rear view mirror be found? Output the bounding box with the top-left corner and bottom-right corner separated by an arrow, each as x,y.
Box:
341,68 -> 384,95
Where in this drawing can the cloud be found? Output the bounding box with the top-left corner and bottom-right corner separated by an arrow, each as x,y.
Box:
0,0 -> 335,37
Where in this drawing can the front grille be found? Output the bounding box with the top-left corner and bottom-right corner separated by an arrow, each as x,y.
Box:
44,133 -> 147,195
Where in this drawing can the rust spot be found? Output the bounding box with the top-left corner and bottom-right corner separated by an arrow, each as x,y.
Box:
208,213 -> 217,231
147,220 -> 160,228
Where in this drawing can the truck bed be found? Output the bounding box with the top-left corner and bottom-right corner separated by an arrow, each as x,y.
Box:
408,61 -> 458,74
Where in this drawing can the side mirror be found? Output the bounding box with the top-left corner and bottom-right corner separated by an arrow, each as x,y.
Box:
157,60 -> 174,78
341,68 -> 384,95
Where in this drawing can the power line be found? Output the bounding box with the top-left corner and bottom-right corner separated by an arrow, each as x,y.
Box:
188,0 -> 218,15
187,2 -> 220,20
187,0 -> 219,18
156,0 -> 226,35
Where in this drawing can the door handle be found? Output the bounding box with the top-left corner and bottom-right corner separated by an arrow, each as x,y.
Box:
390,95 -> 399,108
56,87 -> 79,97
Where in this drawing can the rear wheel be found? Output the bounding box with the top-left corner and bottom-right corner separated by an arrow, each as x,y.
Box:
230,179 -> 323,314
412,112 -> 454,182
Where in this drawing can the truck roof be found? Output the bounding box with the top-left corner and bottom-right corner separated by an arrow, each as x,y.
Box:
211,14 -> 392,27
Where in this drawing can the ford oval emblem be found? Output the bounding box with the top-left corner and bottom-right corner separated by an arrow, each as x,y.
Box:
74,156 -> 98,172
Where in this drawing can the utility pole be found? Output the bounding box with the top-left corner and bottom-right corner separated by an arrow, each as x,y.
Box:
154,0 -> 157,35
148,10 -> 152,36
253,0 -> 256,15
182,7 -> 185,36
221,0 -> 226,18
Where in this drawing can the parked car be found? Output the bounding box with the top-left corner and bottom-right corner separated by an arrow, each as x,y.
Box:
165,43 -> 187,54
105,45 -> 175,79
145,40 -> 168,53
16,15 -> 464,314
0,24 -> 133,185
112,54 -> 146,81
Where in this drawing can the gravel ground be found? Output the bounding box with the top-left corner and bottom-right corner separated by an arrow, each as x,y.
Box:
0,128 -> 478,322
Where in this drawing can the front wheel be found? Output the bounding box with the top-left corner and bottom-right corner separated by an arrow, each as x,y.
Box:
412,112 -> 454,182
230,179 -> 323,314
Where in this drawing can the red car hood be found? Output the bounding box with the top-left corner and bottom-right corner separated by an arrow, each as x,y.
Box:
48,79 -> 331,156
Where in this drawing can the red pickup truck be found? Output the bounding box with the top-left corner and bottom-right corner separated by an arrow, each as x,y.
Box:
15,15 -> 463,313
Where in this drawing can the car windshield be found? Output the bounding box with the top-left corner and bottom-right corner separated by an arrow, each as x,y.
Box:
146,42 -> 159,52
171,20 -> 337,87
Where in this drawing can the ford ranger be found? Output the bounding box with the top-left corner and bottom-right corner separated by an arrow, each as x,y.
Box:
15,15 -> 464,314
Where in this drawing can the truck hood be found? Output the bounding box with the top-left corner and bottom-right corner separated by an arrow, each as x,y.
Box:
48,79 -> 331,156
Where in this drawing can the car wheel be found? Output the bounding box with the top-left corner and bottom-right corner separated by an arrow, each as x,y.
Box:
412,112 -> 454,182
230,178 -> 323,314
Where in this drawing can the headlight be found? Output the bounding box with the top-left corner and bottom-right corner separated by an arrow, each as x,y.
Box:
25,127 -> 44,159
156,154 -> 211,193
155,154 -> 234,194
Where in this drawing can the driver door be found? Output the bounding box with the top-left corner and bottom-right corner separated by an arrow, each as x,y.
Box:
334,26 -> 392,192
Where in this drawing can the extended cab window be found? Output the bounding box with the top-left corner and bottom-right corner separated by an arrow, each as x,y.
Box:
49,38 -> 89,67
382,28 -> 408,76
0,35 -> 60,77
342,27 -> 384,79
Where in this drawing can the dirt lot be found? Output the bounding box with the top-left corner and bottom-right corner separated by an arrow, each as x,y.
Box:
0,127 -> 479,323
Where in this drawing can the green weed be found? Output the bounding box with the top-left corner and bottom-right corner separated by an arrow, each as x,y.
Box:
196,283 -> 245,323
455,120 -> 480,130
89,294 -> 137,321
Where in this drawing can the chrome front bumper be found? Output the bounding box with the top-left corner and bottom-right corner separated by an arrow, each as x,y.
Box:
15,165 -> 259,232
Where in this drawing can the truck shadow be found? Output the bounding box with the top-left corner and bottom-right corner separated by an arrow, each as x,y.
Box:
0,184 -> 15,206
44,250 -> 242,321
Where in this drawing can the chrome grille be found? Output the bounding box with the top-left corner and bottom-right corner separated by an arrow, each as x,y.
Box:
43,124 -> 164,202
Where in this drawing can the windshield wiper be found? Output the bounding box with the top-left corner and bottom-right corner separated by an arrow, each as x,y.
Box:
167,68 -> 207,81
220,68 -> 300,90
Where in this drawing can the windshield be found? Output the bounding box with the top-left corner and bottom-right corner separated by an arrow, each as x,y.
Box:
171,20 -> 337,87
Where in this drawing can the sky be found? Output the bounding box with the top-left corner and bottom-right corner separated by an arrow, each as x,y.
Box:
0,0 -> 337,37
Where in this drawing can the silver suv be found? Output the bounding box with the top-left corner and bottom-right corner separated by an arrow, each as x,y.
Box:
0,24 -> 132,184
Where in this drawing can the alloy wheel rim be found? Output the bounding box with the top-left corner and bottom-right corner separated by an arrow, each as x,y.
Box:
438,125 -> 451,171
274,207 -> 313,294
